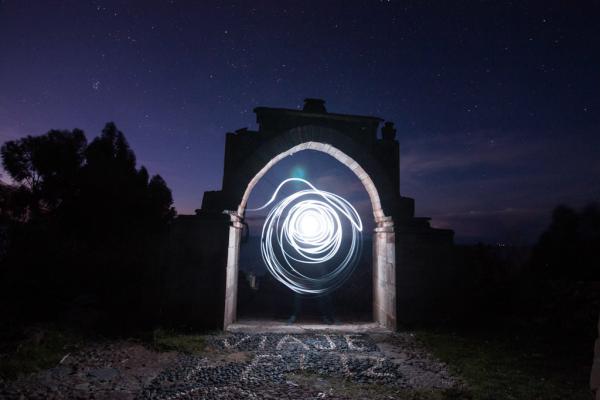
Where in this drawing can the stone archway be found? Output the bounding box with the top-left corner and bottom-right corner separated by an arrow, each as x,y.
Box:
196,99 -> 454,332
223,141 -> 396,330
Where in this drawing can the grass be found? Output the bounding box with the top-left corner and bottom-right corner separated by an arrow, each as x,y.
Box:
1,324 -> 591,400
0,327 -> 81,380
151,328 -> 206,354
0,326 -> 208,380
415,328 -> 592,400
288,371 -> 469,400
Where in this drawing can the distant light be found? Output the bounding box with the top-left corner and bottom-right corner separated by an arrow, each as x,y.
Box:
290,166 -> 306,179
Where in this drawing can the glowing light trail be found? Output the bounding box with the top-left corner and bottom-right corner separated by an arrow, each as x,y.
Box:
248,178 -> 363,295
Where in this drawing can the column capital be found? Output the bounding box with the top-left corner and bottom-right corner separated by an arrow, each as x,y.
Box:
223,210 -> 245,229
375,216 -> 394,232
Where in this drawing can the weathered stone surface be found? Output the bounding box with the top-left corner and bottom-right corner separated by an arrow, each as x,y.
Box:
0,342 -> 177,400
88,367 -> 119,381
142,332 -> 459,399
0,332 -> 461,400
196,99 -> 455,330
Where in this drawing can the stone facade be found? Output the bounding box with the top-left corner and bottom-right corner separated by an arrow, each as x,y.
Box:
160,213 -> 230,329
196,99 -> 454,330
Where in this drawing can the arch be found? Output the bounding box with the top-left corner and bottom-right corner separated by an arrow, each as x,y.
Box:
220,124 -> 400,220
237,142 -> 385,222
223,141 -> 397,330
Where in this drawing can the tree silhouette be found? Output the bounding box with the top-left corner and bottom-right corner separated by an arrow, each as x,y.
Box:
0,183 -> 31,223
0,122 -> 175,330
148,175 -> 177,227
1,129 -> 87,219
532,203 -> 600,280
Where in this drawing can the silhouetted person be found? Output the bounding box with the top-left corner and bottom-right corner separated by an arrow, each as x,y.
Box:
287,292 -> 335,324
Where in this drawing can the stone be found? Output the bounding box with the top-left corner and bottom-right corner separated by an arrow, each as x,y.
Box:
74,383 -> 89,391
88,367 -> 119,381
169,100 -> 456,330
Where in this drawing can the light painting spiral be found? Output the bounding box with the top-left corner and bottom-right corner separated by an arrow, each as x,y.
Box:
248,178 -> 363,295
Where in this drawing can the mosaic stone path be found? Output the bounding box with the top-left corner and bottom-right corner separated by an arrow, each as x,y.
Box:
142,332 -> 459,399
0,332 -> 461,400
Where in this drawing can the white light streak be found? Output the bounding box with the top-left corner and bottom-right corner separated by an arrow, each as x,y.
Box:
248,178 -> 363,295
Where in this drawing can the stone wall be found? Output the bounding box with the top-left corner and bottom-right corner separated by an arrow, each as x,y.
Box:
592,314 -> 600,399
159,213 -> 230,330
395,220 -> 455,324
198,99 -> 456,329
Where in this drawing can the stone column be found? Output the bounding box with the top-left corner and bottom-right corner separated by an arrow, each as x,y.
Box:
592,313 -> 600,399
223,213 -> 243,329
372,216 -> 396,330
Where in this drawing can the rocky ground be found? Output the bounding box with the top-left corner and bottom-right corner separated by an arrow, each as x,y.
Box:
0,332 -> 464,399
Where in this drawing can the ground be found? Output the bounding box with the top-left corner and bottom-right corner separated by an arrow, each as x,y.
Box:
0,326 -> 592,400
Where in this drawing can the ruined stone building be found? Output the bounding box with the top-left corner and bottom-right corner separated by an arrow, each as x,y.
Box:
163,99 -> 455,330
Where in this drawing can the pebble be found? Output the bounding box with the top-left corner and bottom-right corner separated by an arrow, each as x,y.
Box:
0,332 -> 460,399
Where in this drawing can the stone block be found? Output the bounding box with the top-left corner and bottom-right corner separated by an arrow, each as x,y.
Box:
373,208 -> 385,220
385,263 -> 395,284
386,241 -> 395,258
198,100 -> 468,330
346,159 -> 361,172
334,151 -> 352,166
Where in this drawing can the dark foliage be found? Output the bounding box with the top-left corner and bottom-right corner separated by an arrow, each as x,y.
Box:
524,203 -> 600,340
531,203 -> 600,280
451,203 -> 600,345
0,123 -> 175,332
1,129 -> 87,220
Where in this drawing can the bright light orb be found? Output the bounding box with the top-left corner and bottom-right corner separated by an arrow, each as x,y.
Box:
298,212 -> 321,237
248,178 -> 363,295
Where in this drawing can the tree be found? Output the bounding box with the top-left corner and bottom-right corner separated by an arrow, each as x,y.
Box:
1,122 -> 176,329
74,122 -> 175,237
148,175 -> 176,227
0,183 -> 31,223
532,203 -> 600,280
0,129 -> 87,218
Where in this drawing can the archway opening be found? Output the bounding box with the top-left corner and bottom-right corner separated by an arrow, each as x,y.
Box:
223,142 -> 396,330
238,150 -> 373,323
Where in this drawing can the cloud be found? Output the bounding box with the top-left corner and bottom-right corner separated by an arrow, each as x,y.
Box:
399,129 -> 600,243
401,130 -> 530,179
431,207 -> 551,244
314,174 -> 365,197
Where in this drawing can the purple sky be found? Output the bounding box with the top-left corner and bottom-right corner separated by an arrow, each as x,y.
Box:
1,1 -> 599,243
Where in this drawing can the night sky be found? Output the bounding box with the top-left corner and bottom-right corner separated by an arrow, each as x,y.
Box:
1,1 -> 599,244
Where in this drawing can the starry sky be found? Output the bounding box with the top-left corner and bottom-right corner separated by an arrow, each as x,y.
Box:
1,1 -> 599,244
